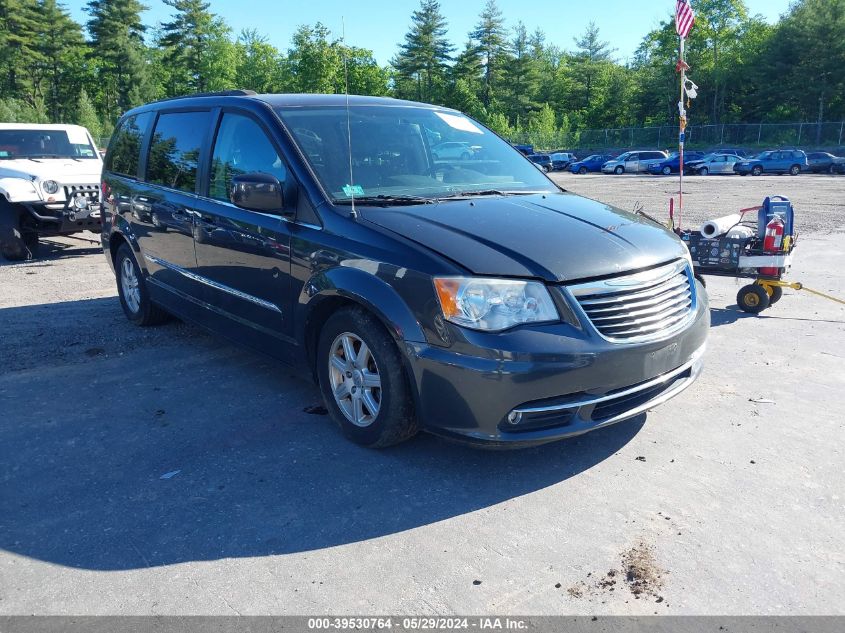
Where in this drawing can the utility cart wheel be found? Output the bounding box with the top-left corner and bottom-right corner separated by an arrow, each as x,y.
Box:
765,285 -> 783,304
737,284 -> 770,314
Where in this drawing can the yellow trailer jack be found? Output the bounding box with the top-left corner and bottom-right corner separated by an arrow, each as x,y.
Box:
738,278 -> 845,314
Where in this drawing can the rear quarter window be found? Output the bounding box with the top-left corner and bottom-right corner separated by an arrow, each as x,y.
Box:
105,112 -> 153,178
146,110 -> 212,193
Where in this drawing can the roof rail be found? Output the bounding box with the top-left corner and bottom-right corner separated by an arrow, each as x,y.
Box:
150,89 -> 258,105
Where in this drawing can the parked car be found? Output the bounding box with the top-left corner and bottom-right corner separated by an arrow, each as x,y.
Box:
550,152 -> 577,171
101,91 -> 708,448
432,141 -> 475,160
733,150 -> 808,176
602,150 -> 668,174
569,154 -> 613,174
527,153 -> 553,172
647,151 -> 705,175
684,153 -> 744,175
512,144 -> 533,156
806,152 -> 845,174
0,123 -> 102,260
711,148 -> 748,158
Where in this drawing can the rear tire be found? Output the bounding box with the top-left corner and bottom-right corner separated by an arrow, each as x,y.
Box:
114,243 -> 170,326
789,165 -> 800,176
737,284 -> 770,314
766,285 -> 783,304
317,307 -> 418,448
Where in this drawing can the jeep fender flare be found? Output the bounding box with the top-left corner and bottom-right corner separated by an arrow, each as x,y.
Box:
0,178 -> 39,204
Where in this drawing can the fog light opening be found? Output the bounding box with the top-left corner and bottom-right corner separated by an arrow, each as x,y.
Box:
507,411 -> 522,425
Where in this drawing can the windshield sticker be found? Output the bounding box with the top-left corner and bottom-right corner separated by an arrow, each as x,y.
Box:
342,184 -> 365,197
434,112 -> 483,135
66,127 -> 90,145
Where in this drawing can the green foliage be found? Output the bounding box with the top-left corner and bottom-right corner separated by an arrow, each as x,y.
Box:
75,87 -> 101,137
393,0 -> 453,103
0,0 -> 842,149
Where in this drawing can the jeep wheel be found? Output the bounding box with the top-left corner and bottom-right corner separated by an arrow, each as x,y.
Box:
115,243 -> 170,326
789,164 -> 801,176
317,307 -> 418,448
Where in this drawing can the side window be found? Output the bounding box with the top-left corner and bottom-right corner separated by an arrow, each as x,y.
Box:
208,113 -> 287,202
105,112 -> 153,177
146,110 -> 211,193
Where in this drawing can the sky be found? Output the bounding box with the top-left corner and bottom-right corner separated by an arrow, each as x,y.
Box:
63,0 -> 795,65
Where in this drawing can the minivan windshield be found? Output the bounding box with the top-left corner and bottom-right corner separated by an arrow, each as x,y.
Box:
275,105 -> 557,203
0,129 -> 98,160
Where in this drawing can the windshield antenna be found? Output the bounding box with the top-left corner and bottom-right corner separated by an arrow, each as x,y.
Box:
342,17 -> 357,219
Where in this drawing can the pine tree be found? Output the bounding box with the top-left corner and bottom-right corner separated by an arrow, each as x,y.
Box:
0,0 -> 42,101
86,0 -> 151,122
392,0 -> 454,104
505,21 -> 540,124
159,0 -> 234,95
571,22 -> 615,121
75,87 -> 101,138
470,0 -> 510,109
34,0 -> 86,121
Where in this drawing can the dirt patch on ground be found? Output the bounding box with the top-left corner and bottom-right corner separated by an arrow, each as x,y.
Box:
566,541 -> 667,604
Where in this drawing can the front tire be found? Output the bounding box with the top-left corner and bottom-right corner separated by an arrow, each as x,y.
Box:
578,167 -> 587,175
752,166 -> 763,176
737,284 -> 770,314
114,243 -> 170,326
317,307 -> 418,448
699,167 -> 709,176
662,166 -> 672,175
614,166 -> 624,175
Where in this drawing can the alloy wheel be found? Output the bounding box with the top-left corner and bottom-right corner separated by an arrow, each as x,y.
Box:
328,332 -> 382,427
120,257 -> 141,314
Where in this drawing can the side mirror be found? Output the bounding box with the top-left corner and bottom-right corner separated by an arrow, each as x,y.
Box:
229,173 -> 285,214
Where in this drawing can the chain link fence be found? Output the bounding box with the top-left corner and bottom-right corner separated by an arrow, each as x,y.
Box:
572,121 -> 845,152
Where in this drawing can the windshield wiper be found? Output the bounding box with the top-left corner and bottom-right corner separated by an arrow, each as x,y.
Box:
436,189 -> 549,200
336,194 -> 435,206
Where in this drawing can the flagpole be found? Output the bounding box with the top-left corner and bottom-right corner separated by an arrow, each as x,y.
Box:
678,35 -> 686,232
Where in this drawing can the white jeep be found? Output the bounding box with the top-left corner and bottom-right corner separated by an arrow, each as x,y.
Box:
0,123 -> 103,260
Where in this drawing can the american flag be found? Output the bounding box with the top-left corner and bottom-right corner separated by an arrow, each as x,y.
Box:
676,0 -> 695,38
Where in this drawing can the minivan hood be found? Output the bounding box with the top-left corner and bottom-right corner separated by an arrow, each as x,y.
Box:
360,192 -> 688,283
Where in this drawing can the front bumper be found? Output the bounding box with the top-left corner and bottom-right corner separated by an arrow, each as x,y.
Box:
22,185 -> 101,234
405,284 -> 709,447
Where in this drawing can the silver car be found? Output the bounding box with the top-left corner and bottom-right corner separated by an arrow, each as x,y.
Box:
602,150 -> 668,174
686,153 -> 742,175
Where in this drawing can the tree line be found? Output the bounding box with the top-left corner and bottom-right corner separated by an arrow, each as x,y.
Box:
0,0 -> 842,147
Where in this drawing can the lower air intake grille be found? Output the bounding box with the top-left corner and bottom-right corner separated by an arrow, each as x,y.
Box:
567,259 -> 694,342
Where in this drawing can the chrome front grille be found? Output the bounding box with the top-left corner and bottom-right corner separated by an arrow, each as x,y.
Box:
567,259 -> 694,342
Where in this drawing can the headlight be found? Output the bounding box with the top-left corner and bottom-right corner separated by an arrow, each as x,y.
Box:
434,277 -> 559,331
42,180 -> 59,194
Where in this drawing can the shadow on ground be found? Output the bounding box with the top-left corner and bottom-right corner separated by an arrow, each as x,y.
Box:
0,235 -> 102,267
0,299 -> 643,571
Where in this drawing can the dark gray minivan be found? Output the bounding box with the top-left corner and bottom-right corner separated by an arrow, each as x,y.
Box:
101,91 -> 708,448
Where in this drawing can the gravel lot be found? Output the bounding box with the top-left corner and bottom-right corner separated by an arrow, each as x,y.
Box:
550,172 -> 845,235
1,175 -> 844,615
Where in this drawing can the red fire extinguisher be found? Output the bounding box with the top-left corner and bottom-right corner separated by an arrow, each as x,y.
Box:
760,215 -> 785,277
